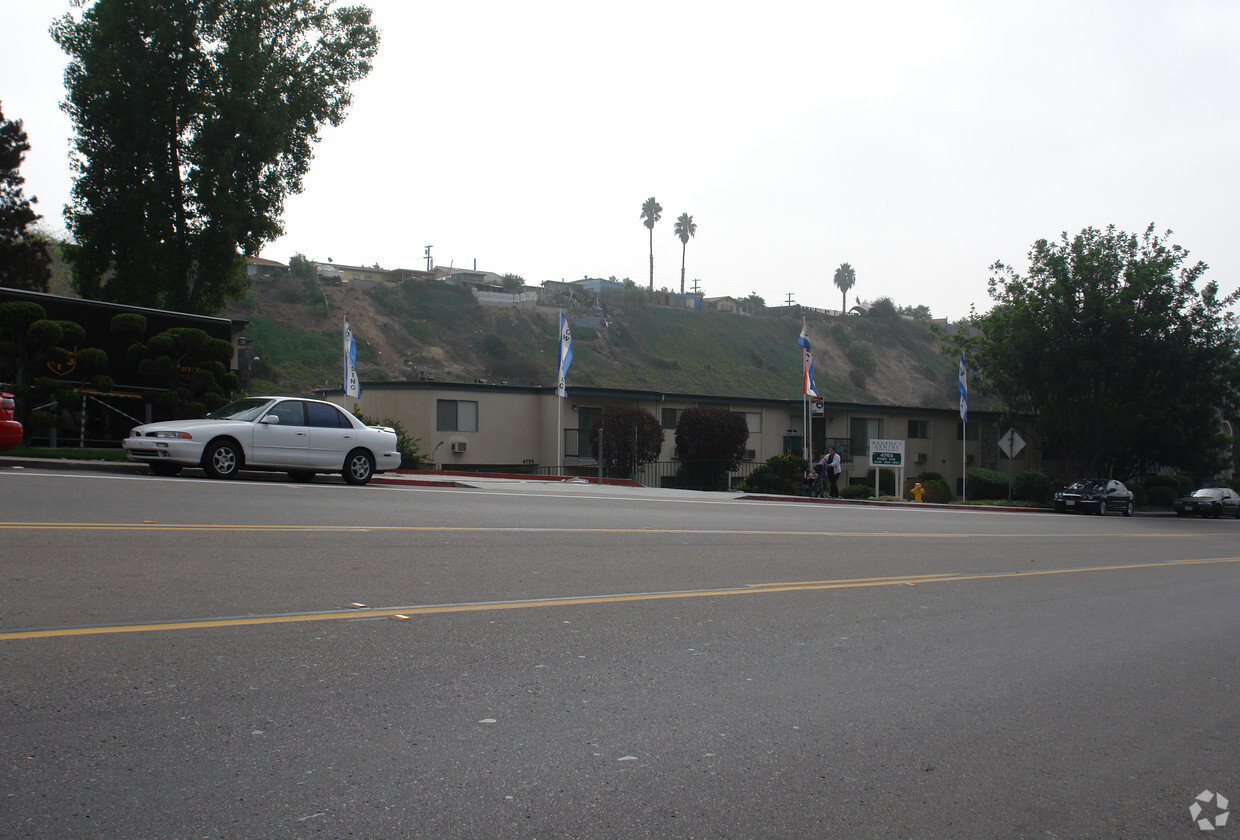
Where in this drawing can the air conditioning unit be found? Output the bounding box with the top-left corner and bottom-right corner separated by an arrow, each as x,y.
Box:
450,441 -> 467,453
916,453 -> 928,464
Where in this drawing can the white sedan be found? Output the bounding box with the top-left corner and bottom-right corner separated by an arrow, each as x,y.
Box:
122,396 -> 401,485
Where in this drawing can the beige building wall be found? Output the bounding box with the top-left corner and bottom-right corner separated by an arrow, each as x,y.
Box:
326,382 -> 1031,490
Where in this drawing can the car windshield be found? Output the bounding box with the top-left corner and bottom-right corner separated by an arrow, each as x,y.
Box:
1191,489 -> 1224,499
1067,480 -> 1104,491
205,398 -> 275,422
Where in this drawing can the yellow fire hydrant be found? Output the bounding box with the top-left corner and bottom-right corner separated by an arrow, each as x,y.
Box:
912,482 -> 925,503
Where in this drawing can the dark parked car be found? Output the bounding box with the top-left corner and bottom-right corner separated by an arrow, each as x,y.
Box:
1173,487 -> 1240,519
1054,479 -> 1134,516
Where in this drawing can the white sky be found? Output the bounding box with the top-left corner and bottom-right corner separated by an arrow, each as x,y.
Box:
3,0 -> 1238,320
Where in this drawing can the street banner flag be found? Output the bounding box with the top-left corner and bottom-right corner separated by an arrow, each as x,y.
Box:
958,353 -> 968,421
344,316 -> 361,398
557,311 -> 574,397
797,319 -> 819,397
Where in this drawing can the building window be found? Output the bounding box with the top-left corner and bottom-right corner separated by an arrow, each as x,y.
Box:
662,408 -> 682,430
437,399 -> 478,432
908,419 -> 930,439
744,412 -> 762,434
850,417 -> 882,459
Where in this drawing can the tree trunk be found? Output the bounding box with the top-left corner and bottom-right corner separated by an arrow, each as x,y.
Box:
648,228 -> 654,291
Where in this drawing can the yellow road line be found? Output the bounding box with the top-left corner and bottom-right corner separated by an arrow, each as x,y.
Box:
2,557 -> 1236,642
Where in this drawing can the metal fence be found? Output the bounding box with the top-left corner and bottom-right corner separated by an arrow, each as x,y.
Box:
537,459 -> 761,491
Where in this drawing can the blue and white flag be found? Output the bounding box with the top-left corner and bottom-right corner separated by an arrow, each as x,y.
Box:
344,316 -> 361,398
556,310 -> 573,397
797,319 -> 819,398
957,353 -> 968,422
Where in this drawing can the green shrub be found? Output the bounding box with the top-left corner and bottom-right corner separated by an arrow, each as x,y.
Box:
1145,485 -> 1176,508
859,468 -> 897,495
350,405 -> 423,469
841,483 -> 872,500
738,454 -> 808,495
920,479 -> 954,503
966,466 -> 1010,499
1012,469 -> 1054,504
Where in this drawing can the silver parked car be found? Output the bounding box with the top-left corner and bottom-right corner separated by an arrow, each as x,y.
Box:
122,396 -> 401,485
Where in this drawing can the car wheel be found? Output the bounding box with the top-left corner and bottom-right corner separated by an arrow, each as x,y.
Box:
203,439 -> 242,479
149,462 -> 182,477
1213,506 -> 1222,519
1176,510 -> 1186,517
343,449 -> 375,486
1234,506 -> 1240,520
1123,500 -> 1134,517
1096,502 -> 1105,515
288,471 -> 315,483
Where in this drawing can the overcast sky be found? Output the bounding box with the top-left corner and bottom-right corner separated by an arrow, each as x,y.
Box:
3,0 -> 1238,320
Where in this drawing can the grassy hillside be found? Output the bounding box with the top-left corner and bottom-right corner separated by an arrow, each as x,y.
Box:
224,280 -> 964,408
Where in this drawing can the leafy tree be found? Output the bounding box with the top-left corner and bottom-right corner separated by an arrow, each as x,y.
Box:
501,273 -> 525,292
833,262 -> 856,314
898,303 -> 932,321
674,212 -> 696,295
742,292 -> 765,314
0,105 -> 52,292
640,196 -> 662,291
674,406 -> 750,489
950,224 -> 1240,479
52,1 -> 380,314
289,253 -> 314,280
588,407 -> 664,478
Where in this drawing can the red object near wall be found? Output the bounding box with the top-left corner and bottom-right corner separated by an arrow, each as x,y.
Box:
0,392 -> 22,452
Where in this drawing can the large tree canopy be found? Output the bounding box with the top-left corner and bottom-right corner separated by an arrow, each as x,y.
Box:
0,105 -> 53,293
52,0 -> 379,314
953,224 -> 1240,479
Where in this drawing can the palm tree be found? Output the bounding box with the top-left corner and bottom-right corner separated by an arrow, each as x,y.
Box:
674,212 -> 696,295
833,262 -> 856,314
640,197 -> 662,291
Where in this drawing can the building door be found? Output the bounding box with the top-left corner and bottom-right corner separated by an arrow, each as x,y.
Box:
576,407 -> 601,458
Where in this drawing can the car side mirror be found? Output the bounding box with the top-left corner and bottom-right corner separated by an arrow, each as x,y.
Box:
260,415 -> 280,425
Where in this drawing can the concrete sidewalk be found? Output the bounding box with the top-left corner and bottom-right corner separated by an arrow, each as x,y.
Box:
5,455 -> 1175,515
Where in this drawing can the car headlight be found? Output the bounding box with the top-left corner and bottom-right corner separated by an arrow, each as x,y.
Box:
147,430 -> 192,439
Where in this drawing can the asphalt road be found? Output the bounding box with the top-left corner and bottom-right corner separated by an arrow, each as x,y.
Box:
1,467 -> 1237,839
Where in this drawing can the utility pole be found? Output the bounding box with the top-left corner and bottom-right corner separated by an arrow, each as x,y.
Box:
785,292 -> 795,307
691,278 -> 702,295
424,245 -> 433,272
